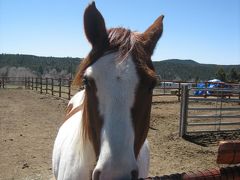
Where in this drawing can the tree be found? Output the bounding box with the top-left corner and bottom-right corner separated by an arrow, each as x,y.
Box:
215,68 -> 227,82
228,68 -> 239,82
195,76 -> 200,83
38,66 -> 43,75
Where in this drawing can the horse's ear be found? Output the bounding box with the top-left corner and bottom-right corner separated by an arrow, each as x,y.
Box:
84,2 -> 108,48
142,15 -> 164,56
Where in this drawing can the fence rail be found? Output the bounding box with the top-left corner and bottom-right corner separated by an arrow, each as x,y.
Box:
179,85 -> 240,137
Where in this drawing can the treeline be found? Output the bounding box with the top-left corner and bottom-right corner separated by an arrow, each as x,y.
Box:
153,59 -> 240,82
0,54 -> 81,76
0,54 -> 240,82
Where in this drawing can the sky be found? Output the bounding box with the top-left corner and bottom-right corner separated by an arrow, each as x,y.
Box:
0,0 -> 240,65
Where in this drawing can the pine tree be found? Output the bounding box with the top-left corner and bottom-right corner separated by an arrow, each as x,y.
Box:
228,68 -> 239,82
215,68 -> 227,82
38,66 -> 43,75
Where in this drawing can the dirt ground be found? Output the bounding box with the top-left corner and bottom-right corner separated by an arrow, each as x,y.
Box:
0,89 -> 239,180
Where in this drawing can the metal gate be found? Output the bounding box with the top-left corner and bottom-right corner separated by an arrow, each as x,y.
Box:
179,85 -> 240,137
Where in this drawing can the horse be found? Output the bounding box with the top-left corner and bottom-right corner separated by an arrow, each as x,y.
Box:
52,2 -> 164,180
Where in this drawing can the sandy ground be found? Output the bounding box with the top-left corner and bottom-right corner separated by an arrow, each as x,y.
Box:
0,89 -> 239,180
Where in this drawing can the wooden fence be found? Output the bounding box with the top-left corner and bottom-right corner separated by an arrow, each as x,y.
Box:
154,80 -> 183,101
0,77 -> 73,100
0,76 -> 26,89
179,85 -> 240,137
1,76 -> 191,100
26,77 -> 74,100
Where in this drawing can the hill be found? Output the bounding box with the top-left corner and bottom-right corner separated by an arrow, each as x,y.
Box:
0,54 -> 239,81
153,59 -> 240,81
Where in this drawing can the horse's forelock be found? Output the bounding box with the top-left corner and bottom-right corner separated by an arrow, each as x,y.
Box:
73,27 -> 156,88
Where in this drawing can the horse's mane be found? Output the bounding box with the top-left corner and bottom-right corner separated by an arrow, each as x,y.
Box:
72,27 -> 156,87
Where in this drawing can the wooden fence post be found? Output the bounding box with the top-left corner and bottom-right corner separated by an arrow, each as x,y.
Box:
26,77 -> 29,89
68,79 -> 71,100
28,77 -> 30,89
25,77 -> 27,89
238,83 -> 240,105
204,81 -> 208,98
35,78 -> 38,90
31,77 -> 34,90
179,85 -> 189,137
163,81 -> 166,95
59,78 -> 62,97
40,77 -> 43,94
239,92 -> 240,105
51,78 -> 54,96
29,77 -> 31,89
178,82 -> 181,101
46,78 -> 48,94
24,77 -> 26,89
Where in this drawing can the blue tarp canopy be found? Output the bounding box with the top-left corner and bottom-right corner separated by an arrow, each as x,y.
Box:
194,79 -> 223,95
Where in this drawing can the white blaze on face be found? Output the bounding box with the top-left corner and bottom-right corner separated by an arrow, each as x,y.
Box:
85,52 -> 139,179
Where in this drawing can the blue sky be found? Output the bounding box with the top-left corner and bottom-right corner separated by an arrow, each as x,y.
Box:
0,0 -> 239,65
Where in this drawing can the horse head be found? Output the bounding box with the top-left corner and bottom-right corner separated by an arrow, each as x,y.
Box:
73,2 -> 164,179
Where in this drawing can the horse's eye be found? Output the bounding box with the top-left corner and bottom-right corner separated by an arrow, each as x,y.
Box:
82,76 -> 89,88
149,80 -> 156,92
148,85 -> 155,92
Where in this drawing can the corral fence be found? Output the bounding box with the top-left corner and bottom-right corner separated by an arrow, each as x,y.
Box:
1,76 -> 240,101
154,79 -> 240,101
154,78 -> 198,101
179,85 -> 240,137
1,76 -> 191,100
154,80 -> 183,100
0,76 -> 26,88
0,76 -> 73,100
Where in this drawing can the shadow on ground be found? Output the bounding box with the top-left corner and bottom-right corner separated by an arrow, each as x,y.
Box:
183,131 -> 240,147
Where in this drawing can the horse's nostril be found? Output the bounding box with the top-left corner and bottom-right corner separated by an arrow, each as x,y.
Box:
131,169 -> 139,180
92,169 -> 101,180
